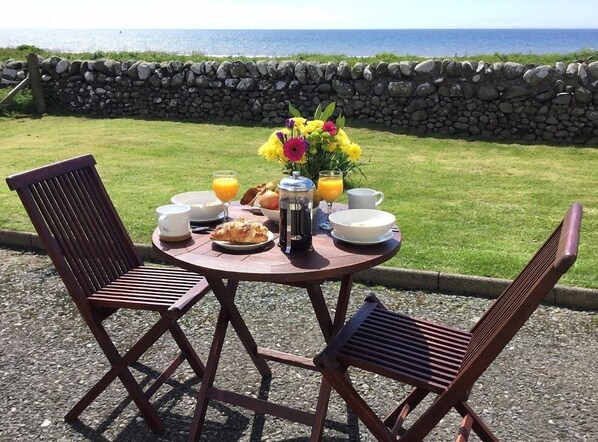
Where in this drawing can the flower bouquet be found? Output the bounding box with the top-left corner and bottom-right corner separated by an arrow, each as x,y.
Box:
258,102 -> 363,182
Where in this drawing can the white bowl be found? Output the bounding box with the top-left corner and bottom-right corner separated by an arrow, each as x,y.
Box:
259,202 -> 280,223
328,209 -> 395,241
171,191 -> 224,221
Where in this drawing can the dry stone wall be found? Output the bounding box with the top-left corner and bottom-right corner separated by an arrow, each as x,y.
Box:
3,56 -> 598,144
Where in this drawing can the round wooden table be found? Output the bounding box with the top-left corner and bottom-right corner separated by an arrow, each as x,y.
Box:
152,202 -> 402,441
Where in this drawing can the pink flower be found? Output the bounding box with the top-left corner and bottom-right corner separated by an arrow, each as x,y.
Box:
322,121 -> 337,136
283,137 -> 308,162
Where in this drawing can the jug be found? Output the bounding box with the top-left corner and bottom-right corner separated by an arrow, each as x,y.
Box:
278,171 -> 315,253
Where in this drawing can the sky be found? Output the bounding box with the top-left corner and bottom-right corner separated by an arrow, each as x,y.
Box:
1,0 -> 597,30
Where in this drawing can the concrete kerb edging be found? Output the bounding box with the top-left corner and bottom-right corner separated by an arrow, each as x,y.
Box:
2,229 -> 597,311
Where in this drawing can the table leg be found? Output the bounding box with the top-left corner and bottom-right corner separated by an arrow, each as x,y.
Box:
189,277 -> 272,441
208,277 -> 271,377
305,283 -> 333,341
309,274 -> 354,441
331,275 -> 353,337
188,303 -> 230,442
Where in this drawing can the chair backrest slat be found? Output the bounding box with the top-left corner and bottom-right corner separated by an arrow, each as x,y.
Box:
6,154 -> 142,300
67,168 -> 135,280
31,177 -> 104,294
462,227 -> 560,367
454,203 -> 581,393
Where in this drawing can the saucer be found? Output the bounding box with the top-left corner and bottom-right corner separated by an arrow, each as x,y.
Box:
191,212 -> 224,223
331,229 -> 393,245
213,231 -> 274,251
159,230 -> 192,242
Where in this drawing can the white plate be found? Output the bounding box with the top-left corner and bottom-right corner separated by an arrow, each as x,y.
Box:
331,229 -> 393,245
213,231 -> 274,251
191,212 -> 224,223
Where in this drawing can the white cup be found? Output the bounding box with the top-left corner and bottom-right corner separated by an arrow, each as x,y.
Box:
347,188 -> 385,210
156,204 -> 191,239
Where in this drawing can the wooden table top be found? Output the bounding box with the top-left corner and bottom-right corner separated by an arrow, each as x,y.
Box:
152,202 -> 402,283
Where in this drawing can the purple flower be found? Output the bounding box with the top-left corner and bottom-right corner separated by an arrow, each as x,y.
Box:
276,131 -> 285,142
284,118 -> 295,129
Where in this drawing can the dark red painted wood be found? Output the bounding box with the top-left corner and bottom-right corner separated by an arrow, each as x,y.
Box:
6,154 -> 211,433
152,202 -> 402,442
314,203 -> 582,442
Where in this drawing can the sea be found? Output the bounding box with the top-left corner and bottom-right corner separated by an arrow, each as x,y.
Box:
1,28 -> 597,58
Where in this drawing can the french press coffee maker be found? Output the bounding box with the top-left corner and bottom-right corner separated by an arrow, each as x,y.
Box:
278,171 -> 315,253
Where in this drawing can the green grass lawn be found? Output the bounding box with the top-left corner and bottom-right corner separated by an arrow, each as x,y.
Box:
2,45 -> 596,65
1,115 -> 596,289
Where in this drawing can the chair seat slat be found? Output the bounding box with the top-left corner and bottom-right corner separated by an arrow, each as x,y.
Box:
362,316 -> 471,350
370,308 -> 470,340
92,290 -> 180,302
342,344 -> 464,385
340,353 -> 453,392
90,267 -> 206,310
88,297 -> 174,310
348,332 -> 468,371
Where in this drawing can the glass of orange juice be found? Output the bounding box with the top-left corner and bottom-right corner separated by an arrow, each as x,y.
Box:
317,170 -> 343,230
212,170 -> 239,221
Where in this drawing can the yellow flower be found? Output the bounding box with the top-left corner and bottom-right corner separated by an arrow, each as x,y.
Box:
327,141 -> 338,152
291,117 -> 306,127
336,128 -> 350,147
344,142 -> 362,162
300,119 -> 324,135
258,139 -> 279,162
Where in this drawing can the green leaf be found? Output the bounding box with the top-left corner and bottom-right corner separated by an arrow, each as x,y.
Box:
313,104 -> 322,120
320,102 -> 336,121
336,114 -> 346,130
288,103 -> 302,118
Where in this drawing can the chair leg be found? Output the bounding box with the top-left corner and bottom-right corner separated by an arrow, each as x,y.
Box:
399,390 -> 461,442
383,387 -> 429,432
310,378 -> 333,441
456,413 -> 474,442
318,355 -> 396,442
66,315 -> 175,432
454,402 -> 499,442
168,320 -> 206,377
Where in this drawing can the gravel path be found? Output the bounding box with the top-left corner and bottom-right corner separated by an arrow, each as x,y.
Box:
1,247 -> 596,441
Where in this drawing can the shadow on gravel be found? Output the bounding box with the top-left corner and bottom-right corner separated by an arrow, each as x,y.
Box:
66,362 -> 362,441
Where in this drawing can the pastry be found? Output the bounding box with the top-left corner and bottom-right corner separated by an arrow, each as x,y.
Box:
210,218 -> 269,244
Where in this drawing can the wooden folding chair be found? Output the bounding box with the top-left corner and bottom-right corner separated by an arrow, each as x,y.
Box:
6,154 -> 210,433
314,203 -> 582,441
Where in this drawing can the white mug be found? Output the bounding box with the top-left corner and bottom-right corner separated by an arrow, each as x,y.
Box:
156,204 -> 191,239
347,188 -> 385,210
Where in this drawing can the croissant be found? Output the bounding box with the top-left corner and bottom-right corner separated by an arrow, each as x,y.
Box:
210,218 -> 269,244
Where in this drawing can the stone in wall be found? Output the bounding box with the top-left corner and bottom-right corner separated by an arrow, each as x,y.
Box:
5,55 -> 596,145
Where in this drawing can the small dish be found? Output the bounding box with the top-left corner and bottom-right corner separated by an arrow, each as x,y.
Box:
331,229 -> 393,245
192,213 -> 224,223
159,230 -> 192,242
259,203 -> 280,223
212,231 -> 274,250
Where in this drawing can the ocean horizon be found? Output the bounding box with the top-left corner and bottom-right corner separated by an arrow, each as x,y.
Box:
1,28 -> 597,58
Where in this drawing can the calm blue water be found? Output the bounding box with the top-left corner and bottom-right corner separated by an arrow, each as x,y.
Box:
1,29 -> 597,57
